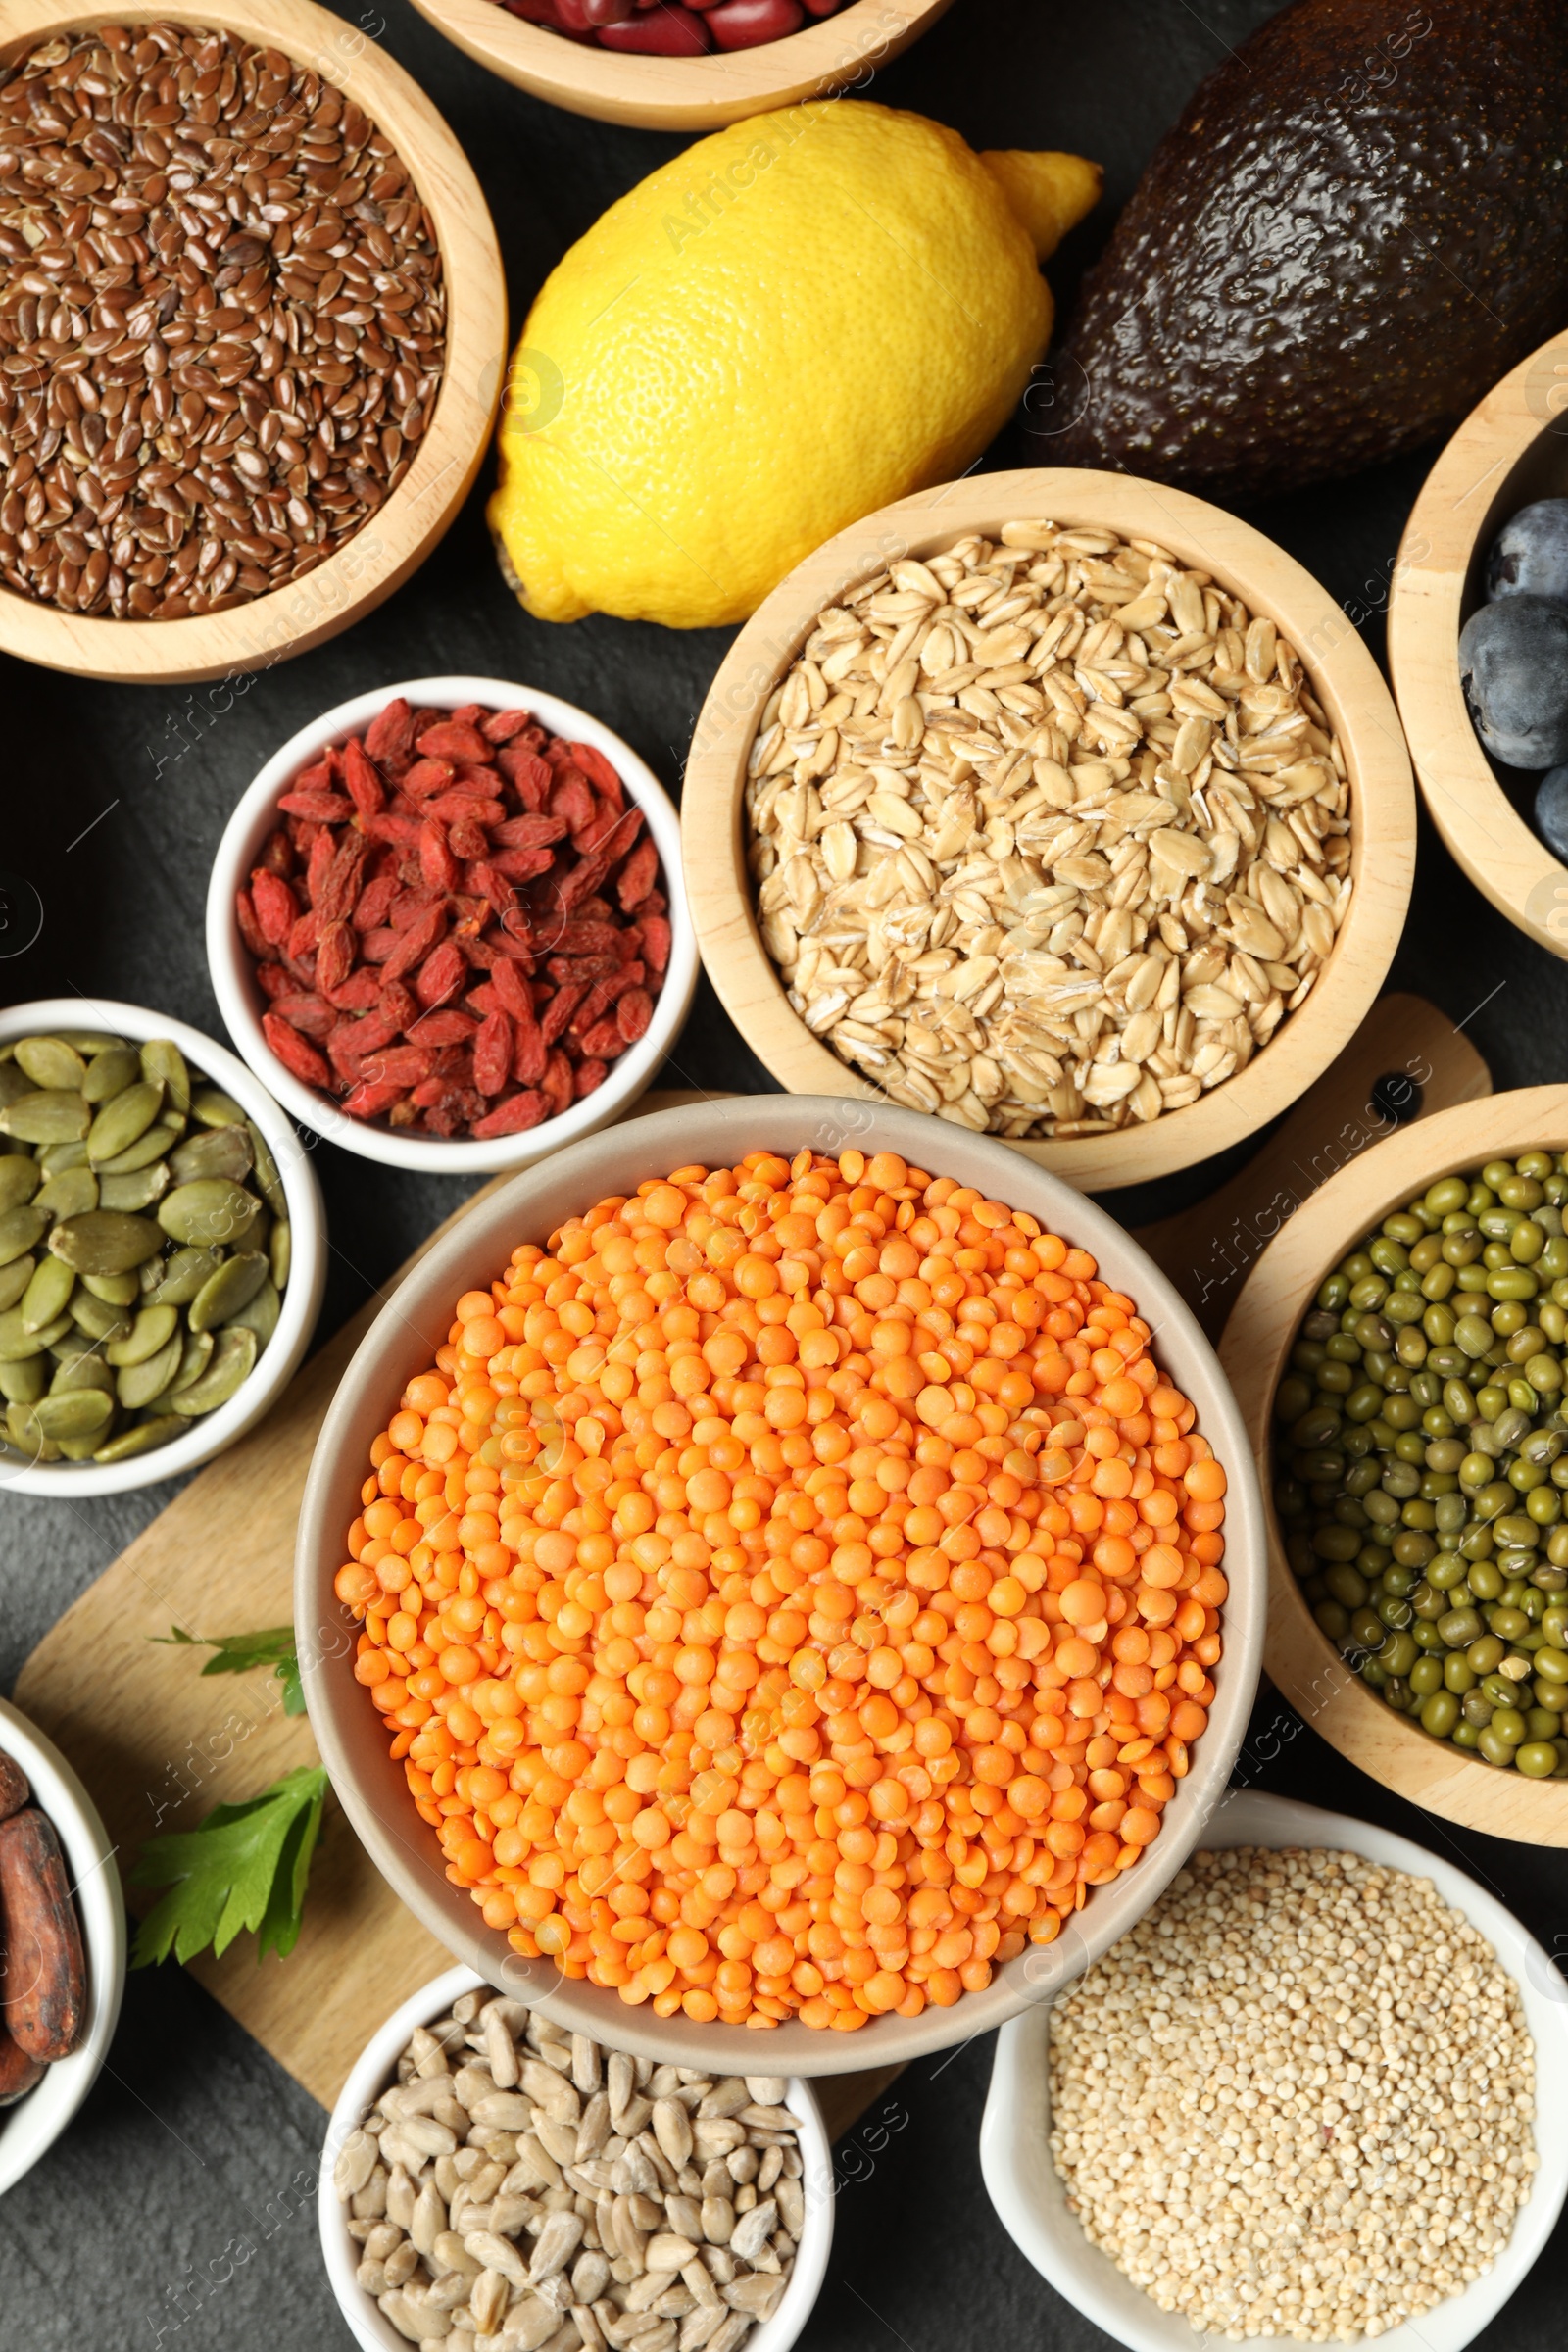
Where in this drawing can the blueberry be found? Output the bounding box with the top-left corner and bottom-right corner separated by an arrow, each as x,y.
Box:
1487,499 -> 1568,608
1537,767 -> 1568,861
1458,596 -> 1568,769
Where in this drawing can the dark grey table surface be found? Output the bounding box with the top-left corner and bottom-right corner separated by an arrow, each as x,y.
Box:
4,0 -> 1568,2343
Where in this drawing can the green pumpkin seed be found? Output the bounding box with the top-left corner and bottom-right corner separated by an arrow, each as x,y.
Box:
158,1179 -> 260,1250
0,1091 -> 90,1145
0,1306 -> 71,1361
0,1157 -> 40,1212
245,1121 -> 287,1218
0,1203 -> 48,1266
189,1250 -> 268,1333
61,1031 -> 126,1055
0,1255 -> 33,1313
34,1165 -> 98,1220
93,1415 -> 188,1462
141,1039 -> 192,1119
269,1217 -> 291,1293
170,1324 -> 256,1414
148,1246 -> 223,1307
0,1355 -> 46,1404
69,1290 -> 131,1344
167,1327 -> 214,1395
5,1402 -> 45,1456
81,1045 -> 142,1104
81,1269 -> 139,1306
87,1079 -> 164,1166
20,1255 -> 74,1333
49,1350 -> 113,1396
191,1087 -> 246,1130
105,1304 -> 179,1368
14,1037 -> 87,1092
98,1161 -> 171,1214
170,1124 -> 253,1185
32,1387 -> 114,1441
0,1064 -> 35,1108
37,1138 -> 88,1174
96,1120 -> 184,1176
224,1273 -> 279,1348
49,1210 -> 166,1276
116,1328 -> 184,1411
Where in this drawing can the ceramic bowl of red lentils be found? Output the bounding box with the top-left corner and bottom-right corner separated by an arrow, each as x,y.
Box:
296,1094 -> 1264,2072
206,677 -> 698,1175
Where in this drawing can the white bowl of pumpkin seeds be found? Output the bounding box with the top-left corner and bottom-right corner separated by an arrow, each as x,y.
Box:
0,999 -> 325,1495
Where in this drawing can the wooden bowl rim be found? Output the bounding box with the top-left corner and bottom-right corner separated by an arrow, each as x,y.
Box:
1221,1082 -> 1568,1843
683,466 -> 1417,1194
0,0 -> 506,683
401,0 -> 955,129
1388,327 -> 1568,962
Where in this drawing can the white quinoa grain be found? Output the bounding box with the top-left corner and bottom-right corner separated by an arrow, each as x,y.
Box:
1048,1845 -> 1536,2341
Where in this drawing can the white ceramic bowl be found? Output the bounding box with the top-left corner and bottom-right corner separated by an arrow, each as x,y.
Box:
0,1693 -> 125,2196
980,1788 -> 1568,2352
0,997 -> 325,1497
298,1095 -> 1266,2073
207,677 -> 700,1176
318,1963 -> 835,2352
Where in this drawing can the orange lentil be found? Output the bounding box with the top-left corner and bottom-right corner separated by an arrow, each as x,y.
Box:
341,1151 -> 1226,2029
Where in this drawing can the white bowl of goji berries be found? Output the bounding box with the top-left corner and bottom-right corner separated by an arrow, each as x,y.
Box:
206,678 -> 698,1175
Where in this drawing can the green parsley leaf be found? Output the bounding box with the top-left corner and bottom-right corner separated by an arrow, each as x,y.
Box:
155,1623 -> 305,1716
129,1765 -> 329,1968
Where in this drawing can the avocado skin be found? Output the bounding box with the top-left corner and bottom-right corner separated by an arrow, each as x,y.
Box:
1050,0 -> 1568,502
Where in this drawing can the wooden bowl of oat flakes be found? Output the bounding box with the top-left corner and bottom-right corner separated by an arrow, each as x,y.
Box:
683,469 -> 1416,1193
0,0 -> 505,685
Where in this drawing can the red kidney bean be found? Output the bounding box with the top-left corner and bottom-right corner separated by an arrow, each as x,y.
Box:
597,4 -> 710,48
707,0 -> 805,39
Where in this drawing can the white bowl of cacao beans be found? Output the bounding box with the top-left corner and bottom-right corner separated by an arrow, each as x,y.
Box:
206,678 -> 700,1177
0,1693 -> 126,2196
0,999 -> 326,1497
318,1963 -> 835,2352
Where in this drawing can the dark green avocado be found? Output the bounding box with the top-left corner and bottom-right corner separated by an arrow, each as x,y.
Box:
1050,0 -> 1568,501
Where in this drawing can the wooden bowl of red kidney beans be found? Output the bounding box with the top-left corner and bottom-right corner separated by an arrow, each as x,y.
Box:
205,679 -> 697,1176
400,0 -> 956,129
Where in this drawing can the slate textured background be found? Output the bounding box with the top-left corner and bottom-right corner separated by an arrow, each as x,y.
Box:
3,0 -> 1568,2343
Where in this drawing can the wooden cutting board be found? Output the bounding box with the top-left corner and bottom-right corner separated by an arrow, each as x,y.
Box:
13,998 -> 1489,2132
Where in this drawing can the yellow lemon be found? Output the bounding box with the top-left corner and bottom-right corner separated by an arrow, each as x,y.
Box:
489,103 -> 1100,630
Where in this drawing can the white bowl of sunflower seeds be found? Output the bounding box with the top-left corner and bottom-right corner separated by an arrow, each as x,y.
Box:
320,1965 -> 834,2352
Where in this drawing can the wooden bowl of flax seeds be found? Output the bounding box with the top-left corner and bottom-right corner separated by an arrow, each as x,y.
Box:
0,0 -> 506,684
683,467 -> 1416,1193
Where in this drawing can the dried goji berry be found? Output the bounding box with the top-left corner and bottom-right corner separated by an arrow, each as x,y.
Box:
541,1051 -> 573,1118
236,887 -> 270,960
255,960 -> 292,1002
410,1007 -> 476,1048
473,1011 -> 513,1097
278,788 -> 353,821
567,743 -> 624,807
378,979 -> 419,1032
401,758 -> 455,801
365,696 -> 415,764
362,811 -> 424,847
415,939 -> 467,1008
574,1057 -> 609,1098
259,827 -> 295,876
497,746 -> 552,808
448,818 -> 490,863
492,812 -> 567,853
358,1043 -> 435,1089
382,903 -> 446,981
639,914 -> 671,973
250,867 -> 297,946
286,907 -> 323,963
548,770 -> 595,835
471,1089 -> 550,1139
341,736 -> 385,815
263,1011 -> 331,1089
574,967 -> 644,1031
270,990 -> 335,1039
481,708 -> 533,744
359,926 -> 399,965
616,837 -> 659,911
316,920 -> 355,995
616,987 -> 653,1043
425,792 -> 505,828
416,719 -> 489,763
324,968 -> 381,1011
419,820 -> 460,893
303,829 -> 335,909
540,982 -> 587,1046
512,1013 -> 547,1088
341,1076 -> 407,1119
486,959 -> 532,1022
579,1017 -> 629,1059
353,875 -> 399,932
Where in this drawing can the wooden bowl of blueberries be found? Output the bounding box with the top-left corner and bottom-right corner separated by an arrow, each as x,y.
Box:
1390,328 -> 1568,956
